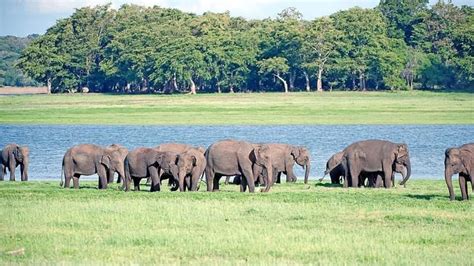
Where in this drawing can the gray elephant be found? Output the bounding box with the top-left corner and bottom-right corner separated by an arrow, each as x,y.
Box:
363,162 -> 409,188
445,143 -> 474,200
60,144 -> 128,189
341,140 -> 411,188
321,151 -> 408,187
253,143 -> 311,185
320,151 -> 345,184
175,148 -> 206,191
123,147 -> 172,192
149,143 -> 205,185
205,139 -> 273,193
0,143 -> 29,181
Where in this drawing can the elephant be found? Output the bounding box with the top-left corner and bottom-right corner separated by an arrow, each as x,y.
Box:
175,148 -> 206,191
320,151 -> 409,187
0,143 -> 29,181
362,162 -> 409,188
205,139 -> 273,193
444,143 -> 474,200
123,147 -> 176,192
60,144 -> 128,189
320,151 -> 345,184
252,143 -> 311,185
341,140 -> 411,188
149,143 -> 205,185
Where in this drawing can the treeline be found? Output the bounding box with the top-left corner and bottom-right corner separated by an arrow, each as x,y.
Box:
16,0 -> 474,93
0,35 -> 42,87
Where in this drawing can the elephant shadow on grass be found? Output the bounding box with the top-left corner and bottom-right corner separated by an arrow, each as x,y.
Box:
315,182 -> 343,188
404,194 -> 447,201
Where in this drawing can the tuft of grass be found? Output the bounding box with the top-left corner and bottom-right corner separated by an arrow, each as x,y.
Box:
0,91 -> 472,124
0,180 -> 472,264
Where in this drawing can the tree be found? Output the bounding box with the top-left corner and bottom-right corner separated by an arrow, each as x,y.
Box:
257,57 -> 290,93
378,0 -> 428,44
303,17 -> 342,91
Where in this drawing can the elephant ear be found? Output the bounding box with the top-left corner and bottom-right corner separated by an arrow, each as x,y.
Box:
13,146 -> 23,162
196,147 -> 206,154
396,144 -> 409,160
100,155 -> 112,168
254,145 -> 271,165
290,146 -> 300,160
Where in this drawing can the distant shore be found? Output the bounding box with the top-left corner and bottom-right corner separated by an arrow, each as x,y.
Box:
0,91 -> 472,125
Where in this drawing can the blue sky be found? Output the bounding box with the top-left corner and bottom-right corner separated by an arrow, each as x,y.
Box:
1,0 -> 472,37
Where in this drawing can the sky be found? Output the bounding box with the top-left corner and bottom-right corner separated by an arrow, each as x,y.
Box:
0,0 -> 472,37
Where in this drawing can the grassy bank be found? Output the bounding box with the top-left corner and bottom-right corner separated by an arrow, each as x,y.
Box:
0,180 -> 472,264
0,91 -> 472,124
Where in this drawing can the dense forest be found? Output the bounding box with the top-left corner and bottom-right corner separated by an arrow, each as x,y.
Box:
0,35 -> 42,87
7,0 -> 474,93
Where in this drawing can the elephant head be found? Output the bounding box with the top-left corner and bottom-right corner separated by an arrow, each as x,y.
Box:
444,147 -> 470,200
176,150 -> 206,191
14,146 -> 29,181
253,145 -> 273,191
101,144 -> 128,179
291,146 -> 311,184
156,151 -> 180,182
324,151 -> 343,175
395,144 -> 411,185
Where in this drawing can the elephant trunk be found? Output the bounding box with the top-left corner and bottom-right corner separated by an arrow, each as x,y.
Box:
177,168 -> 186,192
444,167 -> 455,201
399,158 -> 411,186
304,160 -> 311,184
123,158 -> 131,191
264,163 -> 273,192
21,158 -> 29,181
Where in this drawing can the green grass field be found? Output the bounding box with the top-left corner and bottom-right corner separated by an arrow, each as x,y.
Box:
0,180 -> 472,264
0,91 -> 472,124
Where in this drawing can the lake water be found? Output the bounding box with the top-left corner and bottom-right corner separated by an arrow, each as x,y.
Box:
0,125 -> 472,181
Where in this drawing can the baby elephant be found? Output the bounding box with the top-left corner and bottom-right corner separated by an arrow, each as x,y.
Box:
175,148 -> 206,191
1,143 -> 29,181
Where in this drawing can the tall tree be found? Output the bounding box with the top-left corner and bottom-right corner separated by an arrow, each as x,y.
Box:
257,57 -> 290,93
303,17 -> 342,91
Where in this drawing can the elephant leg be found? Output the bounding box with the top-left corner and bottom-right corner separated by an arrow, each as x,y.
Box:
97,166 -> 108,189
275,172 -> 282,184
286,162 -> 297,182
225,176 -> 230,185
470,175 -> 474,194
349,165 -> 360,188
383,167 -> 393,189
459,174 -> 468,200
0,164 -> 4,181
133,177 -> 141,191
73,174 -> 80,189
149,167 -> 160,192
375,174 -> 384,188
116,174 -> 122,184
107,169 -> 115,184
206,168 -> 215,192
240,175 -> 248,192
241,167 -> 255,193
213,174 -> 221,192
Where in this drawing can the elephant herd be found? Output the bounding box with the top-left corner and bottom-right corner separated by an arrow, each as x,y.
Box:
0,141 -> 473,200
